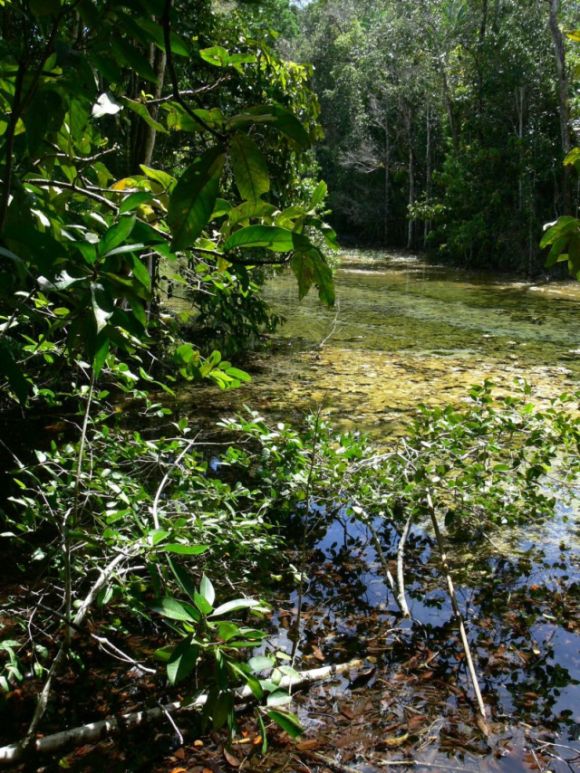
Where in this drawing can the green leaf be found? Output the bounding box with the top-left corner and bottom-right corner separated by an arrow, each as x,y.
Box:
309,180 -> 327,209
130,254 -> 151,290
248,655 -> 275,673
199,574 -> 215,606
230,133 -> 270,202
91,283 -> 113,333
228,105 -> 310,149
193,591 -> 213,616
210,598 -> 261,617
168,560 -> 197,601
267,709 -> 303,737
152,596 -> 200,622
267,690 -> 292,707
290,246 -> 335,305
167,636 -> 199,685
158,543 -> 209,555
168,147 -> 225,250
0,341 -> 30,404
223,225 -> 294,253
123,98 -> 168,133
199,46 -> 230,67
216,622 -> 241,641
139,165 -> 175,190
93,333 -> 110,377
111,37 -> 158,83
99,216 -> 136,257
119,192 -> 154,214
135,17 -> 190,56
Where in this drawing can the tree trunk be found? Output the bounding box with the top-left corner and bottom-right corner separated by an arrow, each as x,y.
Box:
384,113 -> 390,245
548,0 -> 571,211
516,86 -> 525,211
130,44 -> 167,172
424,102 -> 432,247
406,106 -> 415,250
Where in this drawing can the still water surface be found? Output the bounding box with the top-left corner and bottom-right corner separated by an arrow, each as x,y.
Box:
183,250 -> 579,435
185,252 -> 579,771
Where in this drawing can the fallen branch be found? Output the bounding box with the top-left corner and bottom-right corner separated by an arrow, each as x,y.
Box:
426,492 -> 488,727
0,659 -> 363,764
21,548 -> 138,752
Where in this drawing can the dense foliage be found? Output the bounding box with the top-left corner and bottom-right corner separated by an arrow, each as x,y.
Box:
293,0 -> 579,272
0,0 -> 336,408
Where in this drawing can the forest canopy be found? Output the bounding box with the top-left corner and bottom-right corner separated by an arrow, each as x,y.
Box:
292,0 -> 579,272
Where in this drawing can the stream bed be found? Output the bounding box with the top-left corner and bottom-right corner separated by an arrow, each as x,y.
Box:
177,252 -> 579,772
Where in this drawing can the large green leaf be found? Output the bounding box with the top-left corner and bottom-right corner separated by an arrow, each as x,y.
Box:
167,636 -> 199,685
99,216 -> 136,258
152,596 -> 200,622
290,246 -> 335,305
267,709 -> 303,737
167,147 -> 225,250
135,17 -> 190,56
223,225 -> 294,253
228,105 -> 310,149
210,598 -> 261,617
230,133 -> 270,202
123,98 -> 168,134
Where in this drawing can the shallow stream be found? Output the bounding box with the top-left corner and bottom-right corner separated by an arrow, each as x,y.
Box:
180,251 -> 580,772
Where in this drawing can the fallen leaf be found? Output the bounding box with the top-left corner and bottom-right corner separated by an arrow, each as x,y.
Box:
383,732 -> 409,748
174,748 -> 186,760
169,768 -> 187,773
223,748 -> 241,768
296,739 -> 321,752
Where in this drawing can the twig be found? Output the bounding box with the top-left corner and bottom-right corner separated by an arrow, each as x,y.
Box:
22,548 -> 138,751
158,701 -> 184,746
426,491 -> 488,727
396,514 -> 412,618
90,634 -> 156,675
316,299 -> 340,350
146,79 -> 230,104
161,0 -> 223,140
299,751 -> 361,773
291,408 -> 322,663
25,178 -> 118,211
151,437 -> 197,529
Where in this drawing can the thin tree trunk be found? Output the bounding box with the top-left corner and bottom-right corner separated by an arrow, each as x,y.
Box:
141,46 -> 167,167
441,64 -> 458,151
548,0 -> 571,210
424,102 -> 432,247
407,143 -> 415,250
516,86 -> 525,211
384,113 -> 390,245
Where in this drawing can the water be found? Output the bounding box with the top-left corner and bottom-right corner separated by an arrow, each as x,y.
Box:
179,250 -> 579,436
180,251 -> 579,771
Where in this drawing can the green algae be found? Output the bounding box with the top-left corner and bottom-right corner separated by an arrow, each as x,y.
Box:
178,251 -> 579,436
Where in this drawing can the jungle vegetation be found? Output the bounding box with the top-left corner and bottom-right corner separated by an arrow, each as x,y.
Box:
0,0 -> 579,769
